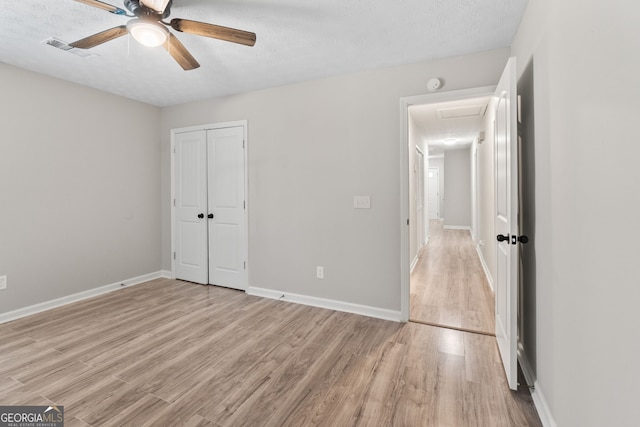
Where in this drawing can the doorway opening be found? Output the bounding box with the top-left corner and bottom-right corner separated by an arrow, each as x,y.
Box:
399,87 -> 496,336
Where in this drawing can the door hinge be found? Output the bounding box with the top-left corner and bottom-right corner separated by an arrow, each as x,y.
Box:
173,251 -> 176,260
407,218 -> 410,226
173,145 -> 176,154
244,201 -> 246,209
173,198 -> 176,207
244,261 -> 246,270
243,140 -> 245,148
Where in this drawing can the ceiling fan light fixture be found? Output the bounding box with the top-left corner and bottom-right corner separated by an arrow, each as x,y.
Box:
127,19 -> 169,47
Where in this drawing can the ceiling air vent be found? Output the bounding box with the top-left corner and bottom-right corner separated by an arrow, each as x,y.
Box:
437,105 -> 487,119
42,37 -> 100,58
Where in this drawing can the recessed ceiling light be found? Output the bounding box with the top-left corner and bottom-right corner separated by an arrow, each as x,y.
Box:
443,138 -> 457,146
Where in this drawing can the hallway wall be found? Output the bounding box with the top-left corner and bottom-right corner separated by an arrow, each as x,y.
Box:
477,97 -> 497,286
408,114 -> 428,264
429,157 -> 445,220
443,148 -> 471,228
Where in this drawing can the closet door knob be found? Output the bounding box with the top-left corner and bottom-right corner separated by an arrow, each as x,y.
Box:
197,213 -> 204,219
497,234 -> 509,242
208,213 -> 214,219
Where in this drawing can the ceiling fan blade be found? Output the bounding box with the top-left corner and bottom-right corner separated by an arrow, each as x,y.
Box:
164,33 -> 200,70
74,0 -> 129,15
70,26 -> 128,49
170,19 -> 256,47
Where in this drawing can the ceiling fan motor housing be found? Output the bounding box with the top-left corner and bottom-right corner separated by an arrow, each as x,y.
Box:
124,0 -> 172,19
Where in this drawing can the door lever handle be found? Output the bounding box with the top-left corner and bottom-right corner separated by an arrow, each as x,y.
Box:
497,234 -> 509,242
197,213 -> 204,219
208,213 -> 214,219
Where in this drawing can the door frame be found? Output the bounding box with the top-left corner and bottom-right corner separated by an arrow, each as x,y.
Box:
399,86 -> 495,321
170,120 -> 249,286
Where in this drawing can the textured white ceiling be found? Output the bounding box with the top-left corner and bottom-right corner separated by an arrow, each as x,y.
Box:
410,96 -> 491,156
0,0 -> 528,107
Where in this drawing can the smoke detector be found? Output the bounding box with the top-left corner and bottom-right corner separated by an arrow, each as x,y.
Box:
427,78 -> 442,91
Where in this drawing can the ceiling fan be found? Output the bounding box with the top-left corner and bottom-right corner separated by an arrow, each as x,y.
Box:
70,0 -> 256,70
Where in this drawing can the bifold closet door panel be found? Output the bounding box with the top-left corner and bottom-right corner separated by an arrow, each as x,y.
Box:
174,130 -> 209,284
207,126 -> 247,290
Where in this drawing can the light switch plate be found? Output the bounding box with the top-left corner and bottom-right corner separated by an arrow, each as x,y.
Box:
353,196 -> 371,209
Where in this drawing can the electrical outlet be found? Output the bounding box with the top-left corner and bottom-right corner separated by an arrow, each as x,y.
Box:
0,275 -> 7,290
316,266 -> 324,279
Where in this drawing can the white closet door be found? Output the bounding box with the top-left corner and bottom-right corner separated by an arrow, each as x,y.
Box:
207,126 -> 247,290
174,130 -> 209,284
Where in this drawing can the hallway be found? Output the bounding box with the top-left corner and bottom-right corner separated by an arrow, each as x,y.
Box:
410,220 -> 495,335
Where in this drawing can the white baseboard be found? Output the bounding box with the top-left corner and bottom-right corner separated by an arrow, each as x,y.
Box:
518,343 -> 557,427
443,225 -> 471,230
410,236 -> 429,274
410,254 -> 419,274
0,271 -> 168,324
247,286 -> 402,322
476,246 -> 494,292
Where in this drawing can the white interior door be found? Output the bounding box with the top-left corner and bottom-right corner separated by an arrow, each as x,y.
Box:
428,168 -> 439,220
207,127 -> 247,290
174,130 -> 208,284
494,57 -> 519,390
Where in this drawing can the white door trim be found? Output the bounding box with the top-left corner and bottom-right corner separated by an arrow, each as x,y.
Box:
399,86 -> 496,321
170,120 -> 249,287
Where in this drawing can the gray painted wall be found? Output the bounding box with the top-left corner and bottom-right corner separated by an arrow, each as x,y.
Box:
0,64 -> 162,314
513,0 -> 640,425
443,149 -> 471,228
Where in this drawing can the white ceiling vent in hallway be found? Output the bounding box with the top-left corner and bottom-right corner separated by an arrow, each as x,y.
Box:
42,37 -> 99,59
437,104 -> 487,119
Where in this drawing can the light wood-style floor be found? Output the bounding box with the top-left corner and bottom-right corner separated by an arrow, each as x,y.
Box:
411,220 -> 495,335
0,279 -> 540,426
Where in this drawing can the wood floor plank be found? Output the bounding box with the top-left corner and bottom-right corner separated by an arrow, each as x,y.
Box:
273,332 -> 371,427
63,417 -> 92,427
87,391 -> 170,427
411,220 -> 495,334
212,339 -> 325,426
352,341 -> 408,426
0,278 -> 541,426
